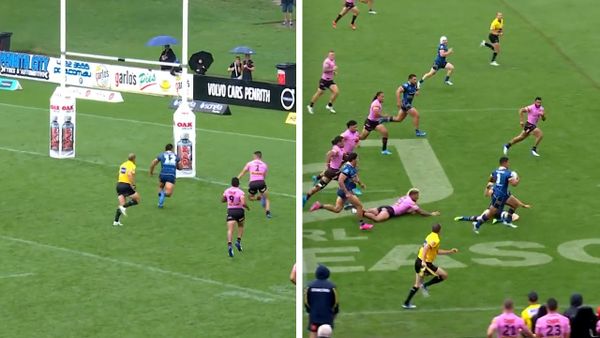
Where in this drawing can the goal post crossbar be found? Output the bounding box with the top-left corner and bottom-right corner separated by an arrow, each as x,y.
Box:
65,51 -> 183,68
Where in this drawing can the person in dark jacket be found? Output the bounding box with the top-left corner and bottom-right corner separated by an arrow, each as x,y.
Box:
564,293 -> 583,324
305,265 -> 339,338
159,45 -> 177,71
242,53 -> 255,81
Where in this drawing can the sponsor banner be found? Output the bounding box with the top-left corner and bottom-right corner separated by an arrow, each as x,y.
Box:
193,75 -> 296,112
1,52 -> 193,97
173,104 -> 196,178
0,51 -> 50,81
169,98 -> 231,115
68,86 -> 124,103
285,112 -> 296,125
49,87 -> 76,159
0,77 -> 22,90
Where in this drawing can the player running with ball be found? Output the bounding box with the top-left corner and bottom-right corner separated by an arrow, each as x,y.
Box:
309,152 -> 374,231
149,143 -> 181,208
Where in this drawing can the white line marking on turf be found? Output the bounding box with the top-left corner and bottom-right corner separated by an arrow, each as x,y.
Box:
0,146 -> 294,198
0,102 -> 295,143
218,291 -> 275,303
0,272 -> 35,279
341,306 -> 499,316
0,235 -> 292,302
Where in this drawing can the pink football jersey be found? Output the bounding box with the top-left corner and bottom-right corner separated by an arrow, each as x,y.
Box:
223,187 -> 245,209
244,159 -> 268,182
535,313 -> 570,338
489,312 -> 529,338
392,195 -> 420,215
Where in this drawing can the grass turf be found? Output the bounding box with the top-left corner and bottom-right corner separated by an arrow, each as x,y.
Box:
302,0 -> 600,337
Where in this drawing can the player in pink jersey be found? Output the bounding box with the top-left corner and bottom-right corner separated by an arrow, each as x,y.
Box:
364,188 -> 440,223
222,177 -> 250,257
333,0 -> 360,30
341,120 -> 360,154
359,91 -> 396,155
503,97 -> 547,157
237,151 -> 271,218
487,299 -> 534,338
535,298 -> 571,338
304,136 -> 345,207
307,51 -> 339,114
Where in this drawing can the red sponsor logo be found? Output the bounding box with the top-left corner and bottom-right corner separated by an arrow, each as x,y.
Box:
176,122 -> 192,128
61,105 -> 74,111
50,104 -> 60,110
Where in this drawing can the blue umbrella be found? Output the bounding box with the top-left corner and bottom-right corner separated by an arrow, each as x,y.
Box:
230,46 -> 256,54
146,35 -> 178,47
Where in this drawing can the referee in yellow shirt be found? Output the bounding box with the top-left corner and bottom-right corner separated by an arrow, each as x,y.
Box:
521,291 -> 541,331
402,223 -> 458,309
114,153 -> 141,226
480,12 -> 504,66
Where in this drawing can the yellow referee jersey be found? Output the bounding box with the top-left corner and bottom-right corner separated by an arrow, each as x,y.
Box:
418,232 -> 440,262
490,18 -> 504,32
118,160 -> 136,184
521,303 -> 541,330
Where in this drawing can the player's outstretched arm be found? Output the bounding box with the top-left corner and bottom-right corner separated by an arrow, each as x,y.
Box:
416,208 -> 440,216
438,248 -> 459,255
149,158 -> 160,176
237,166 -> 248,179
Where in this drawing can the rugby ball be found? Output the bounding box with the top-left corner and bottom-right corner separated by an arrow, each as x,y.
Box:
351,208 -> 357,214
511,171 -> 519,180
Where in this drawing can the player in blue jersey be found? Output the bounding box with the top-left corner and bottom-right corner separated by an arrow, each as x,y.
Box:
149,143 -> 182,208
380,74 -> 426,137
454,181 -> 530,224
472,157 -> 523,234
309,152 -> 373,230
418,36 -> 455,87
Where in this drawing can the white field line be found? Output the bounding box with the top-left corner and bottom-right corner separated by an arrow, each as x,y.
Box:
0,102 -> 295,143
0,235 -> 293,302
341,306 -> 499,316
0,272 -> 35,279
0,145 -> 294,198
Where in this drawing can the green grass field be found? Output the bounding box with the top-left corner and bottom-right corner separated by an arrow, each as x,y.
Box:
0,0 -> 295,337
303,0 -> 600,337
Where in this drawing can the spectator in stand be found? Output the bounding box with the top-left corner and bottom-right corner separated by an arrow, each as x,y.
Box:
242,53 -> 255,81
159,45 -> 181,75
281,0 -> 294,26
564,293 -> 583,324
228,56 -> 243,79
521,291 -> 541,331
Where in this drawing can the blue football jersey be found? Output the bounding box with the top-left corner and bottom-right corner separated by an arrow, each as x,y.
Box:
157,151 -> 180,177
339,163 -> 358,191
435,43 -> 448,63
491,167 -> 515,196
402,82 -> 418,105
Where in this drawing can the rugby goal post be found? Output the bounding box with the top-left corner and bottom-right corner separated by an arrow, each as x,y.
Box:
52,0 -> 196,178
